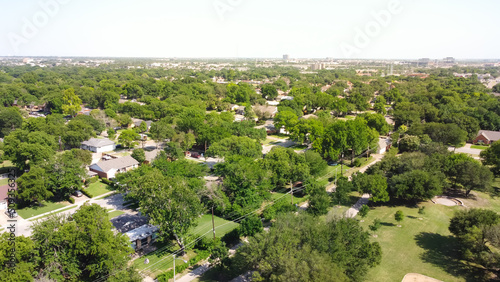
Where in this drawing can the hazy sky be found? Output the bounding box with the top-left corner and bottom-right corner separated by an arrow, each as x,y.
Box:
0,0 -> 498,59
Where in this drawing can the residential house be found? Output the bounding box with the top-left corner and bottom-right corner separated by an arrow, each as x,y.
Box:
89,155 -> 139,179
132,119 -> 153,132
144,149 -> 161,164
81,138 -> 116,153
0,185 -> 10,210
473,130 -> 500,145
125,224 -> 159,251
252,105 -> 278,118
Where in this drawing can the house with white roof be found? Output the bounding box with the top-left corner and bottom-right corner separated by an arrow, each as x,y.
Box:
81,138 -> 116,153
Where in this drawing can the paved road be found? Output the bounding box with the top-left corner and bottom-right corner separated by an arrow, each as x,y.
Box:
2,192 -> 127,237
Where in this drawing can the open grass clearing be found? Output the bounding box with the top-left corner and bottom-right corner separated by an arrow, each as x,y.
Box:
191,214 -> 239,239
357,202 -> 475,282
85,180 -> 114,197
17,200 -> 70,219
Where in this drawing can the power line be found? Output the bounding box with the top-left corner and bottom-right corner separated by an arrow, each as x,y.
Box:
92,186 -> 307,282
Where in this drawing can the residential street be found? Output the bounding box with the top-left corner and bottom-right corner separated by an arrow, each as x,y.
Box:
2,192 -> 128,237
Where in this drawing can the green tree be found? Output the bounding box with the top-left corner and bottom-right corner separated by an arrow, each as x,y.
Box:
131,148 -> 146,163
118,129 -> 139,148
207,136 -> 262,159
17,166 -> 52,206
238,215 -> 263,237
261,84 -> 278,100
0,107 -> 23,138
31,204 -> 136,281
359,205 -> 370,218
395,210 -> 404,223
61,88 -> 82,116
273,110 -> 298,133
481,140 -> 500,175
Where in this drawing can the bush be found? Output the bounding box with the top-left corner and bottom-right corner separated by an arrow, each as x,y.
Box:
221,228 -> 240,246
353,158 -> 363,167
68,197 -> 75,204
81,189 -> 94,198
156,250 -> 211,282
418,206 -> 426,215
238,215 -> 263,237
101,178 -> 114,186
369,218 -> 381,231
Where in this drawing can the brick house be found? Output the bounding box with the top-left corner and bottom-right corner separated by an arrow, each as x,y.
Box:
473,130 -> 500,145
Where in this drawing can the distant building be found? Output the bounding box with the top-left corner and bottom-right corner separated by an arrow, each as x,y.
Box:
473,130 -> 500,145
81,138 -> 116,153
443,57 -> 455,64
89,155 -> 139,179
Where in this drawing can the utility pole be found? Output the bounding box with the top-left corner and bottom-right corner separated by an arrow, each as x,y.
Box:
173,254 -> 176,282
341,152 -> 344,176
212,206 -> 216,240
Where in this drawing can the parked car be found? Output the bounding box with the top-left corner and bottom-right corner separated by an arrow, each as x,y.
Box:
73,190 -> 83,197
5,210 -> 18,218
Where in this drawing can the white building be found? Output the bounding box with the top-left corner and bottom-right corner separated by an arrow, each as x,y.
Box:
81,138 -> 116,153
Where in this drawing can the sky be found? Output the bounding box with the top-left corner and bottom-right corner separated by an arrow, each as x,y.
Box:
0,0 -> 498,59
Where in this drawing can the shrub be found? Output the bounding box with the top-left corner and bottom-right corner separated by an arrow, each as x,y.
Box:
369,218 -> 381,231
81,189 -> 94,198
238,215 -> 263,237
418,206 -> 426,215
221,228 -> 240,246
358,205 -> 369,218
156,250 -> 211,282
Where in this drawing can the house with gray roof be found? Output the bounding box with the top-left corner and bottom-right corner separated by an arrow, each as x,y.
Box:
81,138 -> 116,153
474,130 -> 500,145
89,155 -> 139,179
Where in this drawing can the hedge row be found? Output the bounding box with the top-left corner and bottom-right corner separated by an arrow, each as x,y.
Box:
81,189 -> 94,198
156,250 -> 211,282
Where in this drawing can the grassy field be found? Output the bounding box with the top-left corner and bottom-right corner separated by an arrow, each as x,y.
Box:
357,202 -> 472,282
471,145 -> 489,150
86,180 -> 114,197
17,201 -> 69,219
191,214 -> 239,239
29,206 -> 77,221
270,192 -> 308,205
108,210 -> 125,219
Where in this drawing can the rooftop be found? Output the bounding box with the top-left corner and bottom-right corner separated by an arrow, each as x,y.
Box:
125,224 -> 159,242
90,155 -> 139,173
81,138 -> 115,148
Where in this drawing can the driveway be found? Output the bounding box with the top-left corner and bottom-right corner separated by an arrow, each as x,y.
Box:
448,144 -> 482,159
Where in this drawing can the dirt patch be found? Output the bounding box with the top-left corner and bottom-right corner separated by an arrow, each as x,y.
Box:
402,273 -> 443,282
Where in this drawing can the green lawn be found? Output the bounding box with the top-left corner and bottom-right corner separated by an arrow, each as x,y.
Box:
29,206 -> 78,221
108,210 -> 125,218
471,145 -> 488,150
17,201 -> 69,219
191,214 -> 239,239
85,180 -> 114,197
357,202 -> 472,282
133,243 -> 197,278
